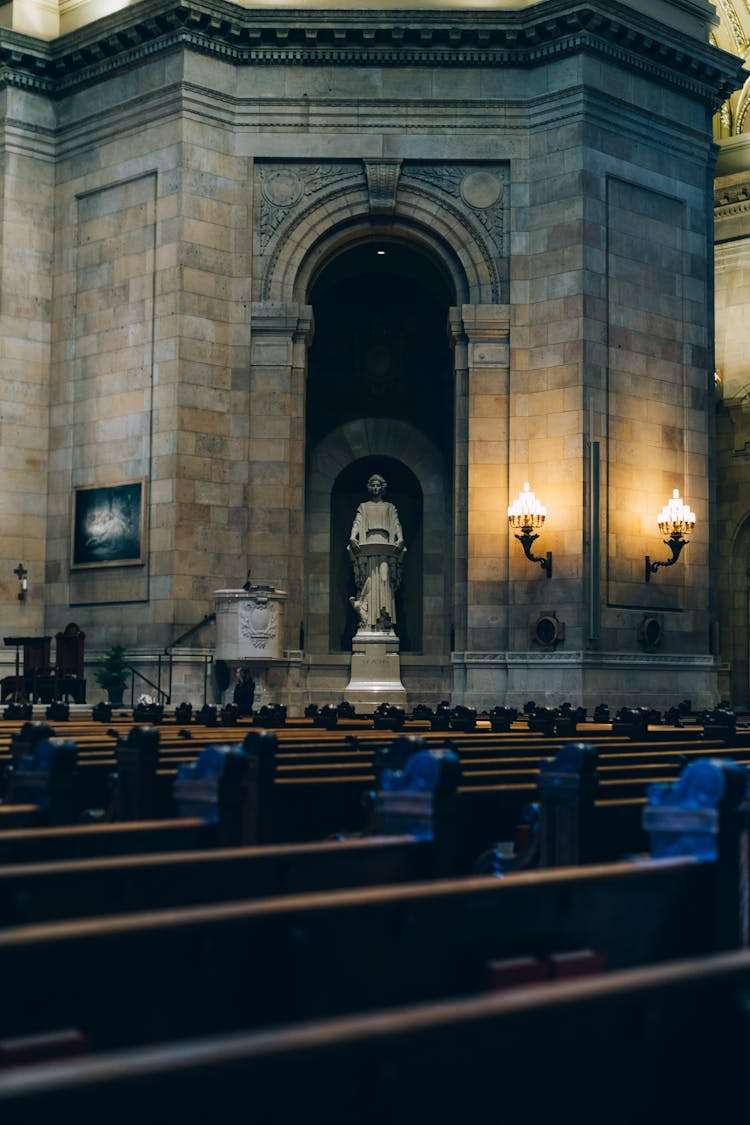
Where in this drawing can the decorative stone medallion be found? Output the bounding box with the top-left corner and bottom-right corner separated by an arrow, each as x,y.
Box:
261,168 -> 304,208
460,170 -> 503,210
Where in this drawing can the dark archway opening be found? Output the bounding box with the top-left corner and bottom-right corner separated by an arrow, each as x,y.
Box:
307,237 -> 454,653
307,238 -> 454,455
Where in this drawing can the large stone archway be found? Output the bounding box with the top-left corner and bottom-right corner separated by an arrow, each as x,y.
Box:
255,160 -> 507,307
248,163 -> 511,708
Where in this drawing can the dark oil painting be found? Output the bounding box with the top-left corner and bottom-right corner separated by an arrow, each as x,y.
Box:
72,481 -> 145,568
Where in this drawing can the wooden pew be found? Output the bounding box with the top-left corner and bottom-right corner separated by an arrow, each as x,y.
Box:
0,835 -> 436,926
3,724 -> 748,878
5,740 -> 734,927
0,820 -> 215,864
0,712 -> 744,841
0,834 -> 745,1053
1,948 -> 748,1124
529,742 -> 750,869
0,748 -> 745,1120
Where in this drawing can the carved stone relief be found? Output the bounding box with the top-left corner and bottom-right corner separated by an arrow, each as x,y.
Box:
256,159 -> 508,302
400,163 -> 508,256
364,160 -> 402,213
258,162 -> 364,251
239,596 -> 279,651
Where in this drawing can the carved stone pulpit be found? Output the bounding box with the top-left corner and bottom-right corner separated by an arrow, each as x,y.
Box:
214,585 -> 287,707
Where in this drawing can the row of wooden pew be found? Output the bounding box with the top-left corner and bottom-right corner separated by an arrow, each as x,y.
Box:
0,713 -> 749,1121
3,713 -> 750,868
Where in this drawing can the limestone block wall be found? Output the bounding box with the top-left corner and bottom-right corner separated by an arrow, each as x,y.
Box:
171,116 -> 252,633
0,0 -> 739,708
46,56 -> 254,649
0,87 -> 55,639
507,52 -> 717,671
714,146 -> 750,705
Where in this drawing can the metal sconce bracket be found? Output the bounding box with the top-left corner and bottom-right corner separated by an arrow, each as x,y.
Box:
645,533 -> 689,583
514,529 -> 552,578
508,484 -> 552,579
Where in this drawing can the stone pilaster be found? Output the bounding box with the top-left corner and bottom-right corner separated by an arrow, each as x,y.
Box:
456,305 -> 511,653
248,301 -> 313,652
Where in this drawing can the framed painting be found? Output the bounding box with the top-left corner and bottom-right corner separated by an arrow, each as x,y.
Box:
71,480 -> 146,569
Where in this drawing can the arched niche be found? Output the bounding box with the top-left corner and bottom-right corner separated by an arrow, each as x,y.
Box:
306,419 -> 449,658
303,234 -> 455,657
332,456 -> 422,652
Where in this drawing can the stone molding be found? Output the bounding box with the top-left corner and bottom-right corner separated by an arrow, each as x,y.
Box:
0,0 -> 742,103
715,237 -> 750,261
715,186 -> 750,223
250,301 -> 313,339
452,651 -> 717,669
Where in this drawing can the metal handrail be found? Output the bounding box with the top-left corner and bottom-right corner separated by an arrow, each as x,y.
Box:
164,613 -> 216,655
127,659 -> 170,706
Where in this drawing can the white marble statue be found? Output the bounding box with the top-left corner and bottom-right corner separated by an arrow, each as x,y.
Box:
347,473 -> 406,633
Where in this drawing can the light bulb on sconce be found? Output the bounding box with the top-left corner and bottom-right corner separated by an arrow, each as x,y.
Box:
507,482 -> 552,578
13,563 -> 28,602
645,489 -> 695,582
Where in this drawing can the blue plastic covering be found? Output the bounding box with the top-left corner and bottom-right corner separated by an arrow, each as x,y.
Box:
645,757 -> 748,860
381,749 -> 442,793
173,743 -> 243,822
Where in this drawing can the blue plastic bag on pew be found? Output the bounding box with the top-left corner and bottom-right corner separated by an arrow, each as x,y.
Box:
643,757 -> 749,860
172,744 -> 245,823
373,748 -> 460,841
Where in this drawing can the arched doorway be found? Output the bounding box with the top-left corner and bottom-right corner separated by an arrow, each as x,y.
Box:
306,238 -> 455,461
305,236 -> 454,655
249,159 -> 511,704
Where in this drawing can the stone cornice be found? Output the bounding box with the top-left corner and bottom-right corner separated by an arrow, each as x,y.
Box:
715,196 -> 750,221
0,0 -> 743,102
714,175 -> 750,221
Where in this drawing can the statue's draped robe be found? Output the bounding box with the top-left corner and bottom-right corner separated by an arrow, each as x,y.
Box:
349,500 -> 404,630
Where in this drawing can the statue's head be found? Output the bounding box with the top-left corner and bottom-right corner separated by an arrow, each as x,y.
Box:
367,474 -> 387,498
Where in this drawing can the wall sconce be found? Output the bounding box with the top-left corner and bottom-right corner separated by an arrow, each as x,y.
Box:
508,482 -> 552,578
13,563 -> 27,602
645,490 -> 695,582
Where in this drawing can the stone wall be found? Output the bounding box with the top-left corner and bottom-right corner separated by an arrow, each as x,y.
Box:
0,0 -> 742,710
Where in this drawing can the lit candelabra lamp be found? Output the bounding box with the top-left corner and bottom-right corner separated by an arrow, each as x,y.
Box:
508,482 -> 552,578
645,489 -> 695,582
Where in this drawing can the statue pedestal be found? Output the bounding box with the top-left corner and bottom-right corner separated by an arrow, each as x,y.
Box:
344,631 -> 407,710
214,584 -> 287,708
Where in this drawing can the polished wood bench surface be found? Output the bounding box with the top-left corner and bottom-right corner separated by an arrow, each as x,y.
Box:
1,946 -> 746,1124
0,856 -> 727,1051
0,835 -> 436,925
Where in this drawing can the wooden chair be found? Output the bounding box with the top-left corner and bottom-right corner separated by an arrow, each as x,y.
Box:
0,638 -> 24,702
21,638 -> 53,703
2,637 -> 51,703
53,626 -> 86,703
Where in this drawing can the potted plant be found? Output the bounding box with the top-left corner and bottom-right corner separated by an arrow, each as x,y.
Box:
94,644 -> 129,706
